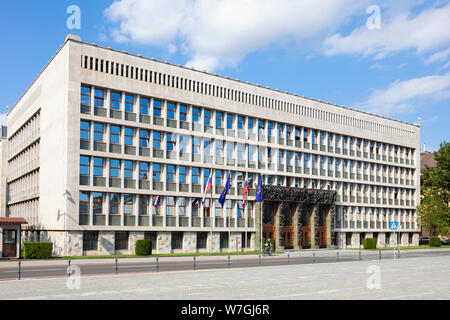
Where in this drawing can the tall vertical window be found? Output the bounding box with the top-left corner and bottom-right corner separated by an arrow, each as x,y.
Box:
110,159 -> 121,178
179,135 -> 187,153
167,165 -> 176,182
216,170 -> 223,186
153,131 -> 161,149
153,100 -> 162,117
179,166 -> 187,184
248,118 -> 254,131
81,86 -> 91,105
226,142 -> 233,158
216,140 -> 223,157
125,94 -> 134,112
93,158 -> 104,176
80,156 -> 90,175
139,195 -> 149,215
124,194 -> 133,215
192,168 -> 200,185
312,130 -> 317,144
237,144 -> 244,160
139,162 -> 149,180
203,168 -> 211,185
216,112 -> 223,128
167,133 -> 176,151
204,109 -> 211,126
192,137 -> 200,153
80,121 -> 90,141
140,97 -> 149,115
192,198 -> 200,216
94,89 -> 104,107
286,125 -> 291,139
177,197 -> 186,216
124,128 -> 134,145
111,92 -> 121,110
277,123 -> 283,138
167,102 -> 176,119
110,126 -> 121,144
79,191 -> 89,213
258,120 -> 265,135
124,160 -> 133,179
267,121 -> 273,136
180,105 -> 187,121
204,139 -> 211,156
93,123 -> 104,142
166,197 -> 175,215
153,163 -> 161,181
93,192 -> 103,214
139,130 -> 149,147
238,116 -> 244,130
110,193 -> 120,214
227,114 -> 234,129
192,107 -> 201,123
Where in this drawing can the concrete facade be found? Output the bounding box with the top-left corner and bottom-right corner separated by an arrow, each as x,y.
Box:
5,34 -> 421,256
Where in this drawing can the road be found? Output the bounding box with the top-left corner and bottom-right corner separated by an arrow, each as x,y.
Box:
0,248 -> 449,281
0,250 -> 449,300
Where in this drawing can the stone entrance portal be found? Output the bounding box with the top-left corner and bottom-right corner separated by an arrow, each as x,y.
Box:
256,186 -> 337,250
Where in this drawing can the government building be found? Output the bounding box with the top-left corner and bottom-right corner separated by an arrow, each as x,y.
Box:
4,35 -> 421,256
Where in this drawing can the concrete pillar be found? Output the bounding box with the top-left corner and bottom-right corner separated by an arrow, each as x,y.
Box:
293,204 -> 301,250
310,204 -> 319,249
98,231 -> 115,255
255,201 -> 262,252
351,232 -> 360,248
157,231 -> 171,254
326,205 -> 334,248
67,231 -> 83,257
183,232 -> 196,253
275,202 -> 283,251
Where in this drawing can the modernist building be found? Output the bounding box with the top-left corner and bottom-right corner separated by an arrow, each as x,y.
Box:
5,34 -> 421,256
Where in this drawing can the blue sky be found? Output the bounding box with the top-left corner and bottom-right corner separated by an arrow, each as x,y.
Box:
1,0 -> 449,151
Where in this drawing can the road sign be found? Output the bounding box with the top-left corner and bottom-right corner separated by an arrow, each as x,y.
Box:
390,221 -> 398,230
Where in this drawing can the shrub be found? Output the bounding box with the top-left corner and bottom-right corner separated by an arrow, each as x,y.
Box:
22,242 -> 53,259
363,238 -> 377,249
429,237 -> 441,247
135,239 -> 152,256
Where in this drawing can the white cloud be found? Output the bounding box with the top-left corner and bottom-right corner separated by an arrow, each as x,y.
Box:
104,0 -> 370,71
425,47 -> 450,65
357,71 -> 450,116
324,3 -> 450,61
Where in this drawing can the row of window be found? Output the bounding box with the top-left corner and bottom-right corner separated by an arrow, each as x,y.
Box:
8,111 -> 40,159
80,56 -> 416,139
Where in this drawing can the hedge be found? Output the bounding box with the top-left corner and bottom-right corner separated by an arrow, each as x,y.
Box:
429,237 -> 441,247
22,242 -> 53,259
363,238 -> 377,249
135,239 -> 152,256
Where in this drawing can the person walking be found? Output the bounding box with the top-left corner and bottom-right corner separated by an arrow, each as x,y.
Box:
263,239 -> 272,256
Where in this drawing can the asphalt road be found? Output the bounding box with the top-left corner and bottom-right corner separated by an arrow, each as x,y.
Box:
1,248 -> 449,281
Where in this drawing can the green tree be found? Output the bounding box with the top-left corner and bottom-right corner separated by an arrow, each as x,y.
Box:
419,141 -> 450,236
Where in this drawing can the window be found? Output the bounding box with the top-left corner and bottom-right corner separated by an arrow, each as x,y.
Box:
111,92 -> 121,110
153,131 -> 161,149
277,123 -> 283,138
83,232 -> 98,251
110,193 -> 120,214
167,102 -> 176,119
258,120 -> 265,135
167,165 -> 176,182
204,109 -> 211,126
179,135 -> 187,153
216,170 -> 223,186
115,232 -> 129,250
140,130 -> 149,147
166,196 -> 175,215
248,118 -> 254,131
124,194 -> 133,215
153,163 -> 161,181
237,144 -> 244,160
220,232 -> 228,249
93,192 -> 103,214
93,158 -> 104,176
216,112 -> 223,128
179,166 -> 187,184
197,232 -> 207,249
140,97 -> 149,115
80,121 -> 90,141
94,89 -> 104,107
79,191 -> 89,213
80,156 -> 90,175
192,137 -> 200,153
192,167 -> 200,185
124,128 -> 134,145
204,139 -> 211,156
171,232 -> 183,249
177,197 -> 186,216
93,123 -> 104,142
192,198 -> 200,216
226,142 -> 233,158
227,114 -> 234,129
267,121 -> 273,136
238,116 -> 244,130
81,86 -> 90,105
110,126 -> 121,144
139,162 -> 149,180
192,107 -> 201,123
125,94 -> 134,112
124,160 -> 133,179
110,159 -> 121,178
180,105 -> 187,121
153,100 -> 162,117
139,195 -> 149,215
167,133 -> 176,151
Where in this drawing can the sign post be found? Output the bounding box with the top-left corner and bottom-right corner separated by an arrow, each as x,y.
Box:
390,221 -> 398,259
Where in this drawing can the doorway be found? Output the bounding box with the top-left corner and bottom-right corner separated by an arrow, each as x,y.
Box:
2,230 -> 17,258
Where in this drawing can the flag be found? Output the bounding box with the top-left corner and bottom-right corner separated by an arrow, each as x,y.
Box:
218,173 -> 231,206
192,198 -> 199,207
242,179 -> 249,208
202,173 -> 213,205
153,195 -> 160,210
256,176 -> 263,202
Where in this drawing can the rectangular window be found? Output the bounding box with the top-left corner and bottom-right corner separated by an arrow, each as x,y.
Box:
140,97 -> 149,115
192,137 -> 200,153
124,128 -> 134,145
79,191 -> 89,213
153,163 -> 161,181
139,130 -> 149,147
177,197 -> 186,216
204,109 -> 211,126
153,131 -> 161,149
125,94 -> 134,112
80,156 -> 90,175
81,86 -> 91,105
115,232 -> 129,250
153,99 -> 162,117
111,92 -> 121,110
110,159 -> 121,178
192,198 -> 200,217
93,192 -> 103,214
110,126 -> 121,144
248,118 -> 254,131
197,232 -> 207,249
238,116 -> 244,130
93,158 -> 104,176
124,194 -> 133,215
139,162 -> 149,180
192,167 -> 200,184
167,102 -> 176,119
139,195 -> 149,215
167,133 -> 175,151
83,232 -> 98,251
216,112 -> 223,128
166,196 -> 175,216
80,121 -> 90,141
94,89 -> 104,107
167,165 -> 175,182
179,135 -> 187,153
227,114 -> 234,129
171,232 -> 183,249
215,170 -> 223,186
192,107 -> 201,123
180,104 -> 187,121
93,123 -> 104,142
179,166 -> 187,184
124,160 -> 133,179
110,193 -> 120,214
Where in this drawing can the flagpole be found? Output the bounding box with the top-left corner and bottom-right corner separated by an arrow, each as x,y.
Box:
210,186 -> 213,253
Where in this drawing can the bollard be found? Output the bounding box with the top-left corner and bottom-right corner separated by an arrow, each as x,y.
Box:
115,258 -> 118,275
67,259 -> 71,277
288,253 -> 290,264
156,257 -> 159,273
18,260 -> 22,280
337,252 -> 339,261
379,250 -> 381,260
398,249 -> 400,259
259,254 -> 261,265
193,256 -> 196,271
313,252 -> 315,263
359,251 -> 361,261
227,255 -> 230,269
